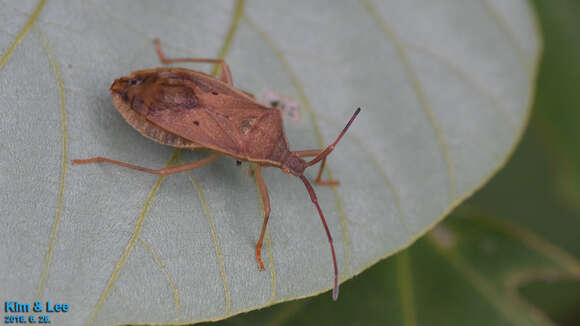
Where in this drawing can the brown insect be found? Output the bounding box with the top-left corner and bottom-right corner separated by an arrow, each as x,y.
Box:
73,39 -> 360,300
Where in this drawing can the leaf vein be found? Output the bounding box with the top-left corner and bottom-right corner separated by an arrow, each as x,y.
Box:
33,25 -> 68,301
468,210 -> 580,276
428,233 -> 547,326
86,152 -> 179,326
136,237 -> 181,321
403,41 -> 519,132
481,0 -> 533,75
0,0 -> 46,70
188,174 -> 231,314
361,0 -> 456,203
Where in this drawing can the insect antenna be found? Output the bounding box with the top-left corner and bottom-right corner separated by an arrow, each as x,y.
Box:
296,108 -> 360,300
307,107 -> 361,167
298,174 -> 339,300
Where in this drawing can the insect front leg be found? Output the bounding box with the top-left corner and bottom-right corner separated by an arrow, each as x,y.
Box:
254,165 -> 271,271
154,39 -> 233,85
294,149 -> 339,186
72,152 -> 220,176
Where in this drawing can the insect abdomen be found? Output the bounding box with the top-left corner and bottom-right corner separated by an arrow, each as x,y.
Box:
112,93 -> 203,149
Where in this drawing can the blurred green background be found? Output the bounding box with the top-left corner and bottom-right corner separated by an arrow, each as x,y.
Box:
203,1 -> 580,325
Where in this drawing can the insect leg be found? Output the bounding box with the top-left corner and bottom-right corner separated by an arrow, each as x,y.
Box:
294,149 -> 339,186
154,39 -> 233,85
72,152 -> 220,176
254,165 -> 271,271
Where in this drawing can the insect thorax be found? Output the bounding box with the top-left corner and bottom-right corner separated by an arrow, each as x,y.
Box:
282,153 -> 307,176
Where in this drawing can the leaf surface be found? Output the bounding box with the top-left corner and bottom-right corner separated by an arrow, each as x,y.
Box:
0,0 -> 540,324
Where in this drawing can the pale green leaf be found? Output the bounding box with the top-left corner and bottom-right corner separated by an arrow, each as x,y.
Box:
0,0 -> 541,325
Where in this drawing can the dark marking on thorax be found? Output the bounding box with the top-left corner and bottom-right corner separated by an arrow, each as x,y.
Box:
154,83 -> 198,110
130,76 -> 199,116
